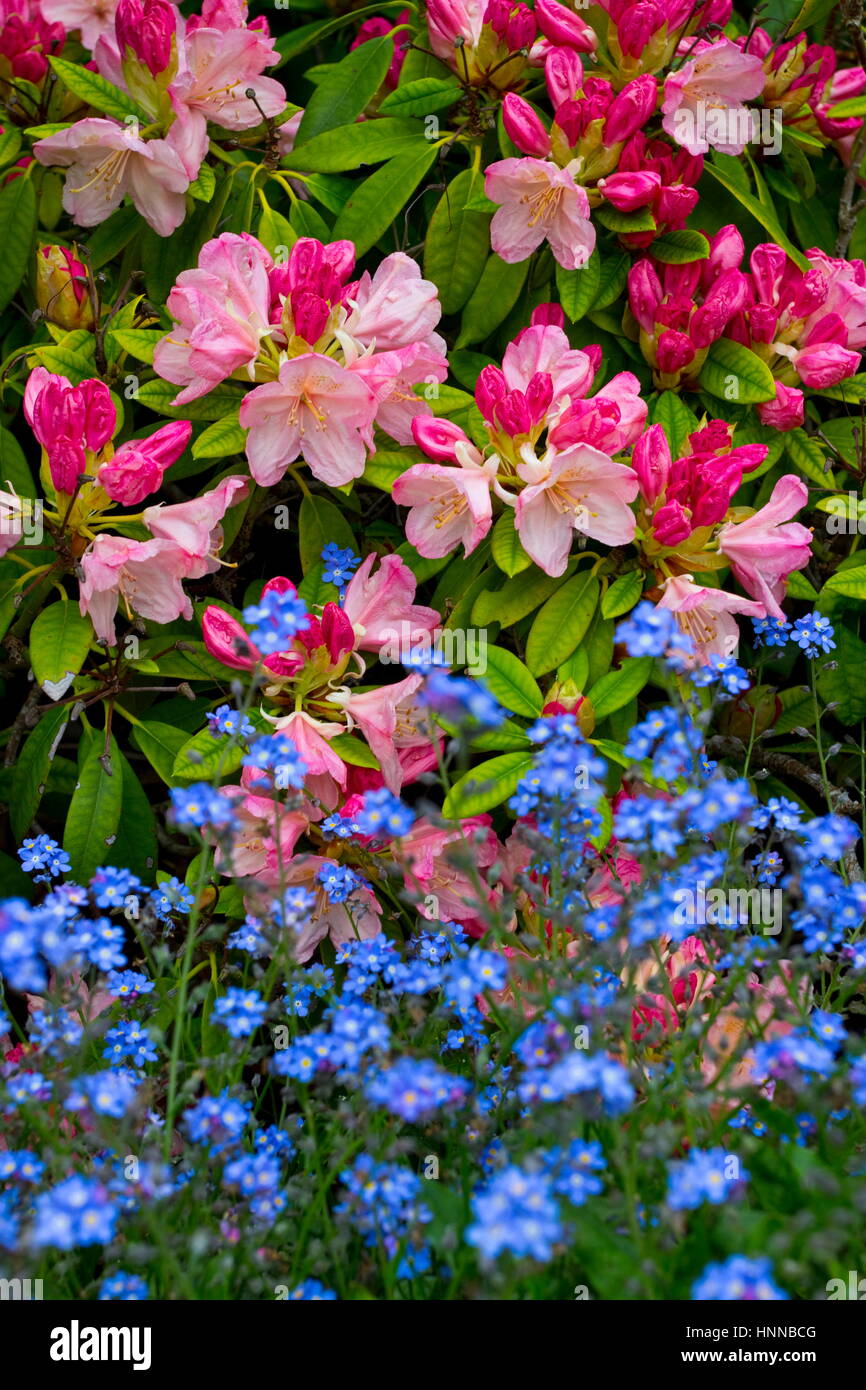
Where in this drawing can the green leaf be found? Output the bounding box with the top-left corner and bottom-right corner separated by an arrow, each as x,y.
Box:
0,425 -> 35,497
31,328 -> 96,382
286,117 -> 426,173
586,657 -> 653,721
63,736 -> 124,883
594,204 -> 656,233
482,646 -> 543,718
699,339 -> 778,405
106,328 -> 162,364
704,159 -> 808,271
0,176 -> 36,314
785,429 -> 833,485
380,77 -> 462,116
424,167 -> 492,316
651,390 -> 699,456
442,751 -> 534,819
817,625 -> 866,723
490,510 -> 532,577
771,686 -> 816,737
48,56 -> 144,121
29,601 -> 93,698
362,448 -> 421,492
192,412 -> 246,459
787,570 -> 818,600
296,37 -> 395,144
188,164 -> 216,201
299,493 -> 357,573
10,704 -> 70,840
824,564 -> 866,599
555,250 -> 601,322
525,571 -> 600,676
593,253 -> 630,310
811,373 -> 866,404
472,564 -> 567,628
829,96 -> 866,119
601,570 -> 644,620
650,230 -> 710,263
135,379 -> 246,420
172,726 -> 246,782
274,4 -> 406,64
457,254 -> 529,347
332,142 -> 440,257
130,720 -> 189,785
0,125 -> 22,167
102,748 -> 157,882
328,733 -> 380,769
257,200 -> 296,257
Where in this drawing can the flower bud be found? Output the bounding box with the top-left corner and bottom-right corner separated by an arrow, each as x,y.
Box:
502,93 -> 551,157
35,246 -> 94,331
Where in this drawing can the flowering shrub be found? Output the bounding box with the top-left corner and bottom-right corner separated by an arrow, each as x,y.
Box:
1,0 -> 866,1307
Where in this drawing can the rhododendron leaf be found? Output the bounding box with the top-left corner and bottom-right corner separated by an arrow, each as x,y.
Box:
107,329 -> 162,365
274,5 -> 406,64
380,77 -> 462,117
10,705 -> 69,841
192,414 -> 246,460
703,159 -> 808,270
172,727 -> 247,783
286,119 -> 426,173
188,166 -> 216,202
650,391 -> 699,457
102,749 -> 157,883
0,425 -> 35,498
829,96 -> 866,119
63,735 -> 124,884
601,571 -> 644,621
699,340 -> 778,405
456,254 -> 529,347
586,657 -> 654,722
0,126 -> 22,166
290,198 -> 331,240
442,751 -> 535,819
296,38 -> 395,144
526,572 -> 600,677
557,644 -> 589,689
424,169 -> 492,316
471,564 -> 571,628
0,176 -> 35,314
333,143 -> 440,257
786,570 -> 819,600
811,373 -> 866,403
593,253 -> 630,311
650,230 -> 710,264
257,201 -> 296,257
785,429 -> 834,486
731,422 -> 786,478
30,329 -> 97,383
299,494 -> 357,574
84,204 -> 141,270
135,380 -> 247,421
556,251 -> 601,322
443,567 -> 497,633
48,57 -> 145,122
482,647 -> 543,718
490,510 -> 532,578
395,541 -> 451,583
584,611 -> 614,687
328,734 -> 380,769
130,640 -> 230,682
594,204 -> 656,234
817,624 -> 866,723
824,564 -> 866,599
29,601 -> 93,698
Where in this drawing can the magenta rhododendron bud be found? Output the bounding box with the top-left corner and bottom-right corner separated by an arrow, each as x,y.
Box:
502,93 -> 551,157
115,0 -> 176,76
603,75 -> 658,144
598,170 -> 661,212
544,46 -> 582,107
98,421 -> 192,505
534,0 -> 595,53
632,424 -> 672,506
202,604 -> 262,671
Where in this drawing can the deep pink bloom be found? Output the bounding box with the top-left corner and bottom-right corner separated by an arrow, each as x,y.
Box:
0,0 -> 64,82
23,366 -> 115,495
115,0 -> 176,76
98,420 -> 191,504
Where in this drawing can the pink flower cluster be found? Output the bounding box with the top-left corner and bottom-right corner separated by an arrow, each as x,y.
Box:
427,0 -> 594,93
394,306 -> 645,577
153,232 -> 447,487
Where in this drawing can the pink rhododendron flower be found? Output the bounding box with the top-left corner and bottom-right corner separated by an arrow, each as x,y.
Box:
0,0 -> 65,82
662,37 -> 766,156
97,420 -> 191,505
513,443 -> 639,577
485,157 -> 596,270
393,448 -> 498,560
34,117 -> 196,236
330,674 -> 426,793
40,0 -> 119,49
283,855 -> 382,963
168,15 -> 286,132
657,574 -> 765,666
143,475 -> 248,576
215,787 -> 307,881
717,475 -> 812,620
239,355 -> 377,488
153,232 -> 274,404
342,553 -> 439,655
78,534 -> 194,644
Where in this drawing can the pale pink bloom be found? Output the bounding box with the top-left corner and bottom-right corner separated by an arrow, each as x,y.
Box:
169,22 -> 286,132
717,475 -> 812,620
154,232 -> 274,405
342,252 -> 445,355
657,574 -> 765,666
240,355 -> 377,488
40,0 -> 120,49
98,419 -> 191,504
513,443 -> 639,577
34,117 -> 194,236
392,454 -> 498,560
663,37 -> 765,156
397,815 -> 501,935
802,249 -> 866,351
282,855 -> 382,963
215,787 -> 307,880
342,552 -> 439,654
349,342 -> 448,446
0,489 -> 26,557
330,673 -> 425,793
276,109 -> 303,157
143,475 -> 248,577
499,323 -> 598,418
79,534 -> 193,644
269,710 -> 348,793
485,157 -> 596,270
